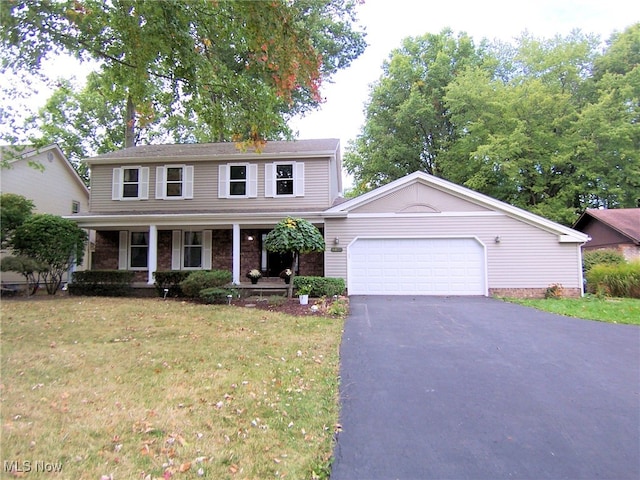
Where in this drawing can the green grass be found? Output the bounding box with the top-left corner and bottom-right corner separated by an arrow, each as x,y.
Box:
1,297 -> 344,479
505,295 -> 640,325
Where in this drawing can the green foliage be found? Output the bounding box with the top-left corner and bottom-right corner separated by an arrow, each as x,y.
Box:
345,25 -> 640,225
586,261 -> 640,298
264,217 -> 325,255
326,297 -> 349,317
583,249 -> 626,273
68,270 -> 135,297
11,214 -> 88,294
199,287 -> 238,304
179,270 -> 232,298
0,255 -> 44,295
153,270 -> 192,298
1,0 -> 365,151
293,276 -> 345,297
0,193 -> 34,248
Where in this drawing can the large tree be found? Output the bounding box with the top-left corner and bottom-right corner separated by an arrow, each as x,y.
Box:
345,26 -> 640,224
1,0 -> 366,153
344,29 -> 487,195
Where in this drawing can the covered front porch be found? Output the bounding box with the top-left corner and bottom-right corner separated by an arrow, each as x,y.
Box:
84,219 -> 324,285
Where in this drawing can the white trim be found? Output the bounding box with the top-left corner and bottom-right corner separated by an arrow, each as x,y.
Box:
232,224 -> 241,284
325,171 -> 589,242
148,225 -> 157,284
265,161 -> 304,198
156,165 -> 193,200
118,231 -> 128,269
220,163 -> 256,198
203,230 -> 212,269
171,230 -> 182,269
346,211 -> 504,219
112,166 -> 149,201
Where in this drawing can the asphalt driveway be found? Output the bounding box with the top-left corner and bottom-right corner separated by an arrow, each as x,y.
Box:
331,296 -> 640,480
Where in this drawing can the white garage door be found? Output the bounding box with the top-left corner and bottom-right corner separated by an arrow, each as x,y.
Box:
348,238 -> 486,295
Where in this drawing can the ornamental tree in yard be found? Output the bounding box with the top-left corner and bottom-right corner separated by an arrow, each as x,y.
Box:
11,214 -> 87,294
264,217 -> 325,297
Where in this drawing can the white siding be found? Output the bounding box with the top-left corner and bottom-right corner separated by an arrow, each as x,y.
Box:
325,214 -> 583,290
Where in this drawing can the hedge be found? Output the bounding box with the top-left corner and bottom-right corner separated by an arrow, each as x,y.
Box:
68,270 -> 135,297
583,249 -> 626,273
179,270 -> 233,298
153,270 -> 192,297
200,287 -> 238,304
292,276 -> 345,297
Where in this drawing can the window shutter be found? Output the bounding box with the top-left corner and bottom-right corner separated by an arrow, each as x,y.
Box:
294,162 -> 305,197
171,230 -> 182,269
156,166 -> 166,199
118,231 -> 128,269
112,168 -> 123,200
218,164 -> 229,198
140,167 -> 149,200
248,164 -> 258,198
265,163 -> 275,197
184,165 -> 194,199
202,230 -> 212,269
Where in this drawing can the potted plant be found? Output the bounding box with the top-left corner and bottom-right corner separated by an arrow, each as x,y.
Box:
246,269 -> 262,284
297,283 -> 312,305
279,268 -> 293,284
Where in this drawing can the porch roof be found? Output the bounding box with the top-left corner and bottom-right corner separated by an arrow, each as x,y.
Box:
67,210 -> 329,229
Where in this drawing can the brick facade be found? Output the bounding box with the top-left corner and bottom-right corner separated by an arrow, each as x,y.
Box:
93,227 -> 325,279
489,287 -> 582,299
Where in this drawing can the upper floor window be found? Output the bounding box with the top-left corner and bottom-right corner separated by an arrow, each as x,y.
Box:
156,165 -> 193,199
71,200 -> 80,214
218,164 -> 257,198
112,166 -> 149,200
265,162 -> 304,197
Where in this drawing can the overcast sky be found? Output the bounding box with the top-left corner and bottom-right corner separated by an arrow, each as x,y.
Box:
290,0 -> 640,161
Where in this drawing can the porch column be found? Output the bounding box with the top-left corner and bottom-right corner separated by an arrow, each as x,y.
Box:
232,223 -> 241,284
147,224 -> 158,285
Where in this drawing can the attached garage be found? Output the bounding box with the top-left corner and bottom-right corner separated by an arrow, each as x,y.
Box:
348,237 -> 486,295
323,171 -> 589,298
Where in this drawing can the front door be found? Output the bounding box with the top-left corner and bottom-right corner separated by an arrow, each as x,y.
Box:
261,233 -> 294,277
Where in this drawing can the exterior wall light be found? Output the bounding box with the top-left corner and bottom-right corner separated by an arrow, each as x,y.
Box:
495,236 -> 501,243
334,237 -> 340,245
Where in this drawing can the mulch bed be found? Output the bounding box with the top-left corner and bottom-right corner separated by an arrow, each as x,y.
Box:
232,296 -> 346,317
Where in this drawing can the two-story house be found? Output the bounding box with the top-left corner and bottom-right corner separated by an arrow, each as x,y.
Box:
71,138 -> 589,298
71,139 -> 341,286
1,144 -> 91,287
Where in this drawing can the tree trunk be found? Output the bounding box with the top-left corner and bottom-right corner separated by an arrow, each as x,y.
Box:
125,94 -> 136,148
288,252 -> 300,299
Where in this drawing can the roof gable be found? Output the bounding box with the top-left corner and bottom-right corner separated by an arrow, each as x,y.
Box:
574,208 -> 640,244
350,181 -> 491,214
326,171 -> 589,242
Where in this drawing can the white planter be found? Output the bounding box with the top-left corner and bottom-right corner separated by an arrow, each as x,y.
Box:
299,294 -> 309,305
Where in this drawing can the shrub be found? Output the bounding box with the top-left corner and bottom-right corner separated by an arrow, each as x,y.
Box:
292,276 -> 345,297
179,270 -> 232,298
586,261 -> 640,298
327,297 -> 349,317
583,249 -> 626,273
153,270 -> 192,297
69,270 -> 135,297
544,283 -> 564,299
199,287 -> 238,304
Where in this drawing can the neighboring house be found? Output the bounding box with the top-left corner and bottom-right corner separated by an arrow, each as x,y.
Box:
573,208 -> 640,261
0,144 -> 91,285
69,139 -> 589,297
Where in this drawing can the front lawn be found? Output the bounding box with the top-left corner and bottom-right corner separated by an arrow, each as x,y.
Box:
1,297 -> 344,479
505,296 -> 640,325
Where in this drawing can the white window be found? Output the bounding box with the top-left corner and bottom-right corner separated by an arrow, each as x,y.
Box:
171,230 -> 212,269
265,162 -> 304,197
119,231 -> 148,270
156,165 -> 194,199
112,166 -> 149,200
218,164 -> 257,198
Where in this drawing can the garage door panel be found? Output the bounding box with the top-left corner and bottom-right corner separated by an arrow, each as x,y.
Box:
348,238 -> 486,296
